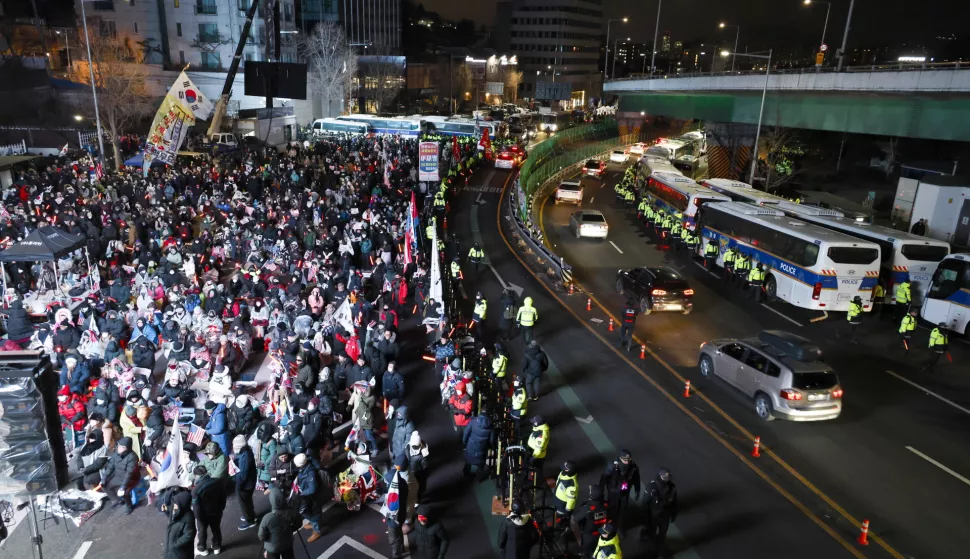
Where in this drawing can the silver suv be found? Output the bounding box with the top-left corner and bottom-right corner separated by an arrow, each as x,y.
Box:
697,330 -> 842,422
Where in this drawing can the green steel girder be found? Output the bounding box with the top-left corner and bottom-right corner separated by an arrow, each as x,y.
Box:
616,90 -> 970,141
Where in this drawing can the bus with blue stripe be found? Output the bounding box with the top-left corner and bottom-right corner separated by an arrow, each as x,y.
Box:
696,202 -> 882,312
421,116 -> 501,139
921,253 -> 970,335
775,202 -> 950,303
699,178 -> 795,206
334,115 -> 423,136
641,171 -> 729,230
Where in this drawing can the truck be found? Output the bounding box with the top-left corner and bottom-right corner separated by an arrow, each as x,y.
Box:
907,175 -> 970,248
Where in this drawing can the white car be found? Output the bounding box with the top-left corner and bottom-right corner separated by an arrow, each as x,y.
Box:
569,210 -> 609,239
495,151 -> 516,169
609,150 -> 630,164
629,143 -> 647,155
555,180 -> 583,206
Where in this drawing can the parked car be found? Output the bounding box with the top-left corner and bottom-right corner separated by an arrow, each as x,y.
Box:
610,149 -> 630,164
555,180 -> 583,206
697,330 -> 843,422
569,210 -> 608,239
495,151 -> 517,169
629,143 -> 648,155
615,266 -> 694,315
583,159 -> 607,177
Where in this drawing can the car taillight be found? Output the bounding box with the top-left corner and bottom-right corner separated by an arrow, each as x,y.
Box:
652,289 -> 667,295
831,388 -> 843,399
812,282 -> 822,300
780,389 -> 802,401
683,289 -> 694,296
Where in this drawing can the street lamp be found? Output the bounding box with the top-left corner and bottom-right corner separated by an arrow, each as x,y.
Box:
78,0 -> 105,164
74,115 -> 83,122
611,37 -> 630,79
803,0 -> 831,67
721,49 -> 772,184
837,0 -> 856,71
718,22 -> 740,72
649,0 -> 663,77
604,17 -> 628,82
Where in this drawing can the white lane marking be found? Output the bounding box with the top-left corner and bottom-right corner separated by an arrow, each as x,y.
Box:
760,303 -> 804,327
609,241 -> 624,254
71,542 -> 93,559
590,318 -> 604,324
885,370 -> 970,416
590,197 -> 595,203
905,446 -> 970,487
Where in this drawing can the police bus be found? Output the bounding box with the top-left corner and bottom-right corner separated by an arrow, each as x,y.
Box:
696,202 -> 882,312
335,115 -> 423,136
921,253 -> 970,335
641,171 -> 729,230
776,202 -> 950,303
421,116 -> 501,139
699,178 -> 793,206
309,118 -> 369,136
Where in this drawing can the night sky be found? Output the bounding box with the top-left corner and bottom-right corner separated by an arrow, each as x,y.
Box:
420,0 -> 967,49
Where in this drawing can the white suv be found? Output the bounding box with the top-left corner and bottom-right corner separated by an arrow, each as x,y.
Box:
555,180 -> 583,206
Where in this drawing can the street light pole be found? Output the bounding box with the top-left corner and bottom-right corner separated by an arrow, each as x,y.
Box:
804,1 -> 831,66
79,0 -> 105,164
751,50 -> 771,184
603,17 -> 627,83
649,0 -> 662,77
837,0 -> 856,71
611,38 -> 628,79
719,23 -> 740,72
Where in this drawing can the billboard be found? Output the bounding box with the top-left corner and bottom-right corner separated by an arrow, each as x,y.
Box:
535,80 -> 573,101
485,82 -> 505,95
419,141 -> 439,182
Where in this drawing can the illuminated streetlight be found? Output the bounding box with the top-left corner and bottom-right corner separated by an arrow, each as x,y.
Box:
718,23 -> 740,72
74,115 -> 83,122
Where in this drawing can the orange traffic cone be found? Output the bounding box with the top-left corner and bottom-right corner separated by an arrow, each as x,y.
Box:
857,520 -> 870,546
568,283 -> 574,295
586,298 -> 591,311
683,380 -> 691,398
608,318 -> 614,332
640,344 -> 646,359
751,436 -> 761,457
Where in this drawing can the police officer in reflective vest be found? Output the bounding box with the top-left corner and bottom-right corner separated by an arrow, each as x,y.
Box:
839,295 -> 864,343
554,460 -> 578,527
684,228 -> 700,258
450,256 -> 462,280
577,485 -> 609,558
527,415 -> 549,480
748,263 -> 766,303
619,298 -> 638,351
593,523 -> 622,559
509,378 -> 528,438
898,308 -> 917,353
703,238 -> 720,269
472,292 -> 487,327
426,222 -> 435,242
637,198 -> 650,221
467,243 -> 485,273
923,323 -> 949,373
894,279 -> 912,322
516,297 -> 538,345
722,245 -> 738,282
733,251 -> 751,288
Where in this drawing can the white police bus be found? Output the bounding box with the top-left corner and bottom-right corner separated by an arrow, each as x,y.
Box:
334,115 -> 423,136
641,171 -> 729,230
696,202 -> 882,312
699,178 -> 793,206
921,253 -> 970,335
776,202 -> 950,303
421,116 -> 501,139
309,118 -> 369,136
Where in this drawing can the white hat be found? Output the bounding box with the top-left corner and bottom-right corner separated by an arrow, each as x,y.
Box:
293,453 -> 307,467
409,431 -> 421,446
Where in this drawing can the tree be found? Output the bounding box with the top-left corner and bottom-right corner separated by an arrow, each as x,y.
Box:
190,32 -> 233,68
70,30 -> 154,170
298,23 -> 357,118
362,42 -> 404,114
758,127 -> 804,192
502,68 -> 523,104
451,64 -> 472,112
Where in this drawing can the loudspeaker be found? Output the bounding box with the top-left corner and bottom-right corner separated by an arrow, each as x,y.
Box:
243,62 -> 308,100
0,351 -> 68,496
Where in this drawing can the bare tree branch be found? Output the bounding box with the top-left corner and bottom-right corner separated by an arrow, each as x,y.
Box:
298,23 -> 357,118
361,42 -> 404,115
502,69 -> 522,104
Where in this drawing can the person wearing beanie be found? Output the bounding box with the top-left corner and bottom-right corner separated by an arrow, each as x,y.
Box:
386,453 -> 410,559
407,430 -> 431,502
74,415 -> 108,491
411,504 -> 450,559
164,490 -> 196,559
281,416 -> 306,457
302,397 -> 327,456
232,434 -> 258,530
204,400 -> 231,455
57,385 -> 87,445
99,435 -> 139,514
258,487 -> 302,558
228,395 -> 256,438
255,421 -> 278,494
293,453 -> 324,543
119,394 -> 144,460
201,441 -> 228,480
59,353 -> 91,395
191,465 -> 226,556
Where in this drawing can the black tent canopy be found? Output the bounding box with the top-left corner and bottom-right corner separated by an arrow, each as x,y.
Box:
0,227 -> 85,262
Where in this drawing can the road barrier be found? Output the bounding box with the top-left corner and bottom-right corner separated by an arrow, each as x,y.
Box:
857,520 -> 870,546
751,436 -> 762,458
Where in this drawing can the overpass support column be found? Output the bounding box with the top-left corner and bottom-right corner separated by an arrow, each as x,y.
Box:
704,122 -> 758,181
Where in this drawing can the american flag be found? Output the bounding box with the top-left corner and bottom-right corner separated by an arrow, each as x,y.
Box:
403,191 -> 419,266
187,424 -> 206,446
94,160 -> 104,180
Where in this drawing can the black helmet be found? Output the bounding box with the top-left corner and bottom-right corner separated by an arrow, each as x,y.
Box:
601,523 -> 616,539
531,415 -> 544,427
510,500 -> 524,515
562,461 -> 576,475
658,468 -> 671,483
938,322 -> 947,329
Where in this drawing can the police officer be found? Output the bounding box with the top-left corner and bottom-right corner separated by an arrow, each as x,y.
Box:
637,197 -> 650,222
577,485 -> 609,558
872,282 -> 887,320
748,263 -> 766,303
497,500 -> 537,559
703,237 -> 720,270
467,243 -> 485,274
645,468 -> 678,554
450,257 -> 462,293
733,251 -> 751,288
516,297 -> 539,345
526,415 -> 549,480
472,292 -> 487,329
600,449 -> 640,535
593,523 -> 621,559
898,308 -> 917,353
838,295 -> 864,343
619,298 -> 638,351
554,460 -> 578,528
669,217 -> 683,258
509,378 -> 528,439
492,342 -> 509,395
923,323 -> 949,373
894,278 -> 912,323
684,227 -> 700,259
722,244 -> 738,282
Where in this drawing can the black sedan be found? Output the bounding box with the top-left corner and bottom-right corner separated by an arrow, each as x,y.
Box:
615,266 -> 694,315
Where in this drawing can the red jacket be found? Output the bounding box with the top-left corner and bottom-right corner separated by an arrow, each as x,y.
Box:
58,395 -> 87,432
396,281 -> 408,305
449,393 -> 473,427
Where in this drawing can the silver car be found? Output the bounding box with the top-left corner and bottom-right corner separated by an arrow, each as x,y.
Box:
569,210 -> 609,239
697,330 -> 843,422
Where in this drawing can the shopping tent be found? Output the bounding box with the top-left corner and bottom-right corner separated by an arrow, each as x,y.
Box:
0,226 -> 85,262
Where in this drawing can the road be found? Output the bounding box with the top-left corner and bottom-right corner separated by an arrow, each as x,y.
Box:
538,160 -> 970,559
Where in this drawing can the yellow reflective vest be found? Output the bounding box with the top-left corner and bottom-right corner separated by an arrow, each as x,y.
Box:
492,354 -> 507,378
474,298 -> 487,320
555,472 -> 578,511
593,534 -> 622,559
527,424 -> 549,458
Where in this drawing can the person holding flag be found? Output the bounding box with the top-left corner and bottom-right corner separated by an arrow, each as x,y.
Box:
382,453 -> 411,559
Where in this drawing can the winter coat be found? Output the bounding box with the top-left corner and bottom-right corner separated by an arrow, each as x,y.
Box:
352,390 -> 376,430
448,392 -> 473,427
205,403 -> 231,455
87,387 -> 119,424
58,394 -> 87,432
295,364 -> 316,392
390,406 -> 415,462
302,407 -> 327,450
228,400 -> 256,437
202,450 -> 228,480
103,340 -> 124,363
234,446 -> 257,491
4,300 -> 34,341
59,360 -> 92,394
347,363 -> 374,386
269,454 -> 298,490
101,448 -> 139,490
258,439 -> 278,483
119,408 -> 144,459
258,488 -> 302,554
523,345 -> 549,379
498,514 -> 537,559
52,324 -> 81,352
433,341 -> 456,363
295,463 -> 323,515
191,474 -> 227,519
462,414 -> 494,467
130,340 -> 156,370
382,370 -> 405,402
412,519 -> 450,559
101,315 -> 127,341
164,491 -> 196,559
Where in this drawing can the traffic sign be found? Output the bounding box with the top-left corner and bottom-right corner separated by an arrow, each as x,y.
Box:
816,52 -> 825,65
819,43 -> 828,52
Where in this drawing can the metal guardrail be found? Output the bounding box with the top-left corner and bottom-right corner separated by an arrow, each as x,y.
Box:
609,61 -> 968,82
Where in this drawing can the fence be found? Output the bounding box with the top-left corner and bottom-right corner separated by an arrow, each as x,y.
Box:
0,140 -> 27,156
518,119 -> 620,202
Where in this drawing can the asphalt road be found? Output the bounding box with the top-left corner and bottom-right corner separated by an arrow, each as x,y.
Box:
538,161 -> 970,559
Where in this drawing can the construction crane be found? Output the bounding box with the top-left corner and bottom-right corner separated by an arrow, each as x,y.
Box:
206,0 -> 263,139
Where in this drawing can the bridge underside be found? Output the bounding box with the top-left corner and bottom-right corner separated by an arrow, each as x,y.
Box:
616,90 -> 970,142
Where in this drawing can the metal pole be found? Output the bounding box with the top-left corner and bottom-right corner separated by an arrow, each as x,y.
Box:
749,49 -> 771,185
649,0 -> 661,77
79,0 -> 105,164
820,3 -> 831,51
611,39 -> 618,79
604,21 -> 612,82
837,0 -> 855,71
29,497 -> 45,559
449,55 -> 453,114
732,26 -> 739,72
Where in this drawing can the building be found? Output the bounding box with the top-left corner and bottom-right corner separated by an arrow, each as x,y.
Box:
495,0 -> 603,106
339,0 -> 401,51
